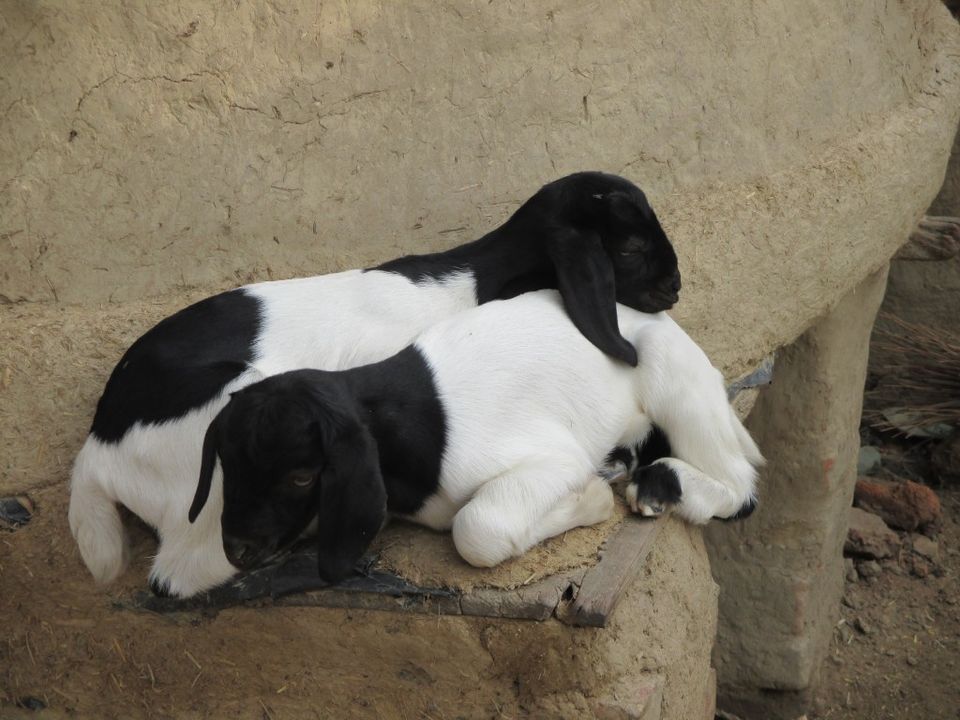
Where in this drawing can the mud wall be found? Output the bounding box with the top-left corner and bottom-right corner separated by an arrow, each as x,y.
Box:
1,2 -> 957,340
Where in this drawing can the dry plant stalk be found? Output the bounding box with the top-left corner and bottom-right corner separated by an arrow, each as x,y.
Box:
866,313 -> 960,433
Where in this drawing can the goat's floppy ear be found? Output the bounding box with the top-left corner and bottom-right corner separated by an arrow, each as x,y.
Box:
547,229 -> 638,367
315,421 -> 387,582
188,411 -> 222,523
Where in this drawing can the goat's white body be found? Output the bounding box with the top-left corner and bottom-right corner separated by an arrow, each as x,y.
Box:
249,270 -> 477,373
69,269 -> 478,596
71,283 -> 760,597
409,291 -> 761,566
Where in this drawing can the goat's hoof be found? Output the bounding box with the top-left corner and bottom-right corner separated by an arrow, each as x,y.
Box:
598,459 -> 629,483
149,577 -> 173,598
716,496 -> 758,522
625,462 -> 681,517
599,446 -> 636,483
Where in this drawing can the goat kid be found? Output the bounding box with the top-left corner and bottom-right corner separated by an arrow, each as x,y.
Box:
188,290 -> 763,585
70,172 -> 681,596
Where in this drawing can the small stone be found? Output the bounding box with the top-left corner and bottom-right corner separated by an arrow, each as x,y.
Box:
909,556 -> 933,578
844,557 -> 859,582
906,655 -> 919,667
853,617 -> 873,635
857,560 -> 883,579
858,446 -> 882,476
15,697 -> 46,711
837,622 -> 854,644
0,496 -> 33,529
842,594 -> 861,610
886,562 -> 905,576
911,535 -> 940,563
846,507 -> 901,559
854,478 -> 941,532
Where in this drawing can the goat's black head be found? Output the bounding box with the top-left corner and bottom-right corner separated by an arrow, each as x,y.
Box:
188,371 -> 386,582
515,171 -> 681,367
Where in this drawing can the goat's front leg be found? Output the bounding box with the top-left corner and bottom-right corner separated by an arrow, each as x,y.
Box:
626,458 -> 755,524
149,521 -> 238,598
452,458 -> 614,568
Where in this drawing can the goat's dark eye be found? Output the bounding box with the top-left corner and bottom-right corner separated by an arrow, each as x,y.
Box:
288,472 -> 316,489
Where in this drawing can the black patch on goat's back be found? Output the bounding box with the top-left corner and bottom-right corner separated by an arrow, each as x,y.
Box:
90,289 -> 261,443
343,346 -> 447,515
371,255 -> 472,285
368,232 -> 546,304
635,424 -> 673,467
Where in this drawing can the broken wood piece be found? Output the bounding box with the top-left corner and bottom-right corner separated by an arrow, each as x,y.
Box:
558,518 -> 664,627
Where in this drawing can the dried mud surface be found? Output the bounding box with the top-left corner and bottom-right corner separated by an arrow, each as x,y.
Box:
812,489 -> 960,720
0,479 -> 715,719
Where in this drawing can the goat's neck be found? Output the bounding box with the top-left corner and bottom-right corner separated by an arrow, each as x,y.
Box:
375,223 -> 553,303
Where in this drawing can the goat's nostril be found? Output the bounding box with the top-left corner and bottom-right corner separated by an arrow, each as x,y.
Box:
224,536 -> 258,567
670,273 -> 682,294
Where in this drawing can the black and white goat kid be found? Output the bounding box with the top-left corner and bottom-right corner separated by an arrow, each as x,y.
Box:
189,290 -> 763,584
69,172 -> 681,597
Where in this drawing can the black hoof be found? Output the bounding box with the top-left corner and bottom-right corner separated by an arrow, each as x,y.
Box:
600,446 -> 636,482
149,577 -> 172,598
716,496 -> 758,522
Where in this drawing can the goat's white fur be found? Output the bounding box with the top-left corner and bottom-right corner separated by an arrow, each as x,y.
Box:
71,286 -> 761,596
69,269 -> 477,596
410,291 -> 761,567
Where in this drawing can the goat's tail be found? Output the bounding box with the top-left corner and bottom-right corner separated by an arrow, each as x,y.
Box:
68,439 -> 129,584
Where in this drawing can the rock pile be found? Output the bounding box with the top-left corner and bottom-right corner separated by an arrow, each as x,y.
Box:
844,450 -> 944,582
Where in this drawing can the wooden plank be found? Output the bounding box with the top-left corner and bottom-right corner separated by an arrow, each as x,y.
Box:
460,571 -> 585,621
558,518 -> 664,628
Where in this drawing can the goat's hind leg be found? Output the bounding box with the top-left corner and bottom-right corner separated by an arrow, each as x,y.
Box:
68,465 -> 130,585
452,459 -> 615,568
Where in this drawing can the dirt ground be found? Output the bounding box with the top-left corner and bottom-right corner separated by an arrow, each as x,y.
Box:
810,460 -> 960,719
